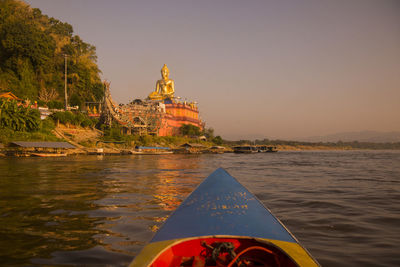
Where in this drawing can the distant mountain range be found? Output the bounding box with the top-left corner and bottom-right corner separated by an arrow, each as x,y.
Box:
299,131 -> 400,143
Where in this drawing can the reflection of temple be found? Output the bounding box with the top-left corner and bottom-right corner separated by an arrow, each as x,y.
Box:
151,155 -> 202,211
100,65 -> 203,136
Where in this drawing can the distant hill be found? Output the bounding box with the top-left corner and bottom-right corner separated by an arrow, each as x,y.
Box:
299,131 -> 400,143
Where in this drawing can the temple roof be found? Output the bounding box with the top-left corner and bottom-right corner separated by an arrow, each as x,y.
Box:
0,91 -> 21,100
9,141 -> 75,149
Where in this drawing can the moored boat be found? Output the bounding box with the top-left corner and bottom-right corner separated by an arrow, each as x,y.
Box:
131,146 -> 173,155
258,146 -> 278,153
30,152 -> 67,157
130,168 -> 319,267
233,146 -> 258,153
266,146 -> 278,153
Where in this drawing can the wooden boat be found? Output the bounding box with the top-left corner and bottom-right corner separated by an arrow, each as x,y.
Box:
233,146 -> 258,153
131,146 -> 173,155
30,152 -> 67,157
131,151 -> 173,155
258,146 -> 278,153
130,168 -> 319,267
205,146 -> 226,154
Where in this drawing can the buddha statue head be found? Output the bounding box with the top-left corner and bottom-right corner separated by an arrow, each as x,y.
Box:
161,64 -> 169,80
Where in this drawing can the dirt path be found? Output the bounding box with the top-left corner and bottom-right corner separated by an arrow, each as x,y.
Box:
53,125 -> 103,153
54,125 -> 126,154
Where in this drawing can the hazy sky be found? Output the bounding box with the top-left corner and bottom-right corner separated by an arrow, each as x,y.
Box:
25,0 -> 400,140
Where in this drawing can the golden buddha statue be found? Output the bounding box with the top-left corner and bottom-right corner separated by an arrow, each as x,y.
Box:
148,64 -> 175,100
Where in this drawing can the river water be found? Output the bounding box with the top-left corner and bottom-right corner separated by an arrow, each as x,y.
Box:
0,151 -> 399,267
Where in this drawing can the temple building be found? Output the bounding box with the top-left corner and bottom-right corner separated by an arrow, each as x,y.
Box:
100,64 -> 203,136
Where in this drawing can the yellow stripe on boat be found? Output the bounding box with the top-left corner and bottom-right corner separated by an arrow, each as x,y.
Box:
130,236 -> 319,267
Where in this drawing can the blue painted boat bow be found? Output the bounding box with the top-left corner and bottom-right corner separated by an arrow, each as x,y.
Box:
152,168 -> 296,243
130,168 -> 320,267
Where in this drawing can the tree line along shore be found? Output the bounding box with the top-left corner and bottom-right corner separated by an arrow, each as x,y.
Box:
1,98 -> 400,156
1,106 -> 399,158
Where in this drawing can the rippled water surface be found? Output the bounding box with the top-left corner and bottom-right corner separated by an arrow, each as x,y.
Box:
0,151 -> 399,266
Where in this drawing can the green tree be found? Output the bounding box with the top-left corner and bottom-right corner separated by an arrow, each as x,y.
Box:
0,0 -> 104,104
203,127 -> 214,139
212,135 -> 223,145
180,124 -> 201,136
0,99 -> 40,131
69,93 -> 82,108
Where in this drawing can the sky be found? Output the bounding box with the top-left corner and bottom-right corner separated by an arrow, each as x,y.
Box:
25,0 -> 400,140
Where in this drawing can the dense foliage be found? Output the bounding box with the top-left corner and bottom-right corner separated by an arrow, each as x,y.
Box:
100,122 -> 215,147
50,111 -> 96,128
0,98 -> 59,143
0,98 -> 40,131
179,124 -> 201,136
212,135 -> 223,145
0,0 -> 104,107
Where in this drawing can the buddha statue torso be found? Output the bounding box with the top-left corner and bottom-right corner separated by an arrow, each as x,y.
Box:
157,78 -> 174,96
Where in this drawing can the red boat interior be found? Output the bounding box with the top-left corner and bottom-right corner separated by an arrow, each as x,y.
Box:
151,237 -> 298,267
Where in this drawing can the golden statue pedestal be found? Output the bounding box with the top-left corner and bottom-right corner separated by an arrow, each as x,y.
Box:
148,91 -> 164,100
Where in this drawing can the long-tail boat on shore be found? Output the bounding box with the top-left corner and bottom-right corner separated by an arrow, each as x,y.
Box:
234,145 -> 278,153
130,168 -> 319,267
131,146 -> 173,155
30,152 -> 68,157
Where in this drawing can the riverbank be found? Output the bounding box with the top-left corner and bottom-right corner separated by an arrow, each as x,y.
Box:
1,124 -> 399,157
0,125 -> 226,156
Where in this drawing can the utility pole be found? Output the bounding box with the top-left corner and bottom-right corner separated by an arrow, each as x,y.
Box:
64,54 -> 68,111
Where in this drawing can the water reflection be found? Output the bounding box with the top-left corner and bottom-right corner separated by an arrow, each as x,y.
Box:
152,155 -> 202,212
1,152 -> 399,267
1,155 -> 206,266
0,157 -> 111,266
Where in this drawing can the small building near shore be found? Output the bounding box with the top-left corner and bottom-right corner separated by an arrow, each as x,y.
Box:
38,107 -> 52,120
198,136 -> 207,141
7,141 -> 75,156
178,143 -> 206,153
